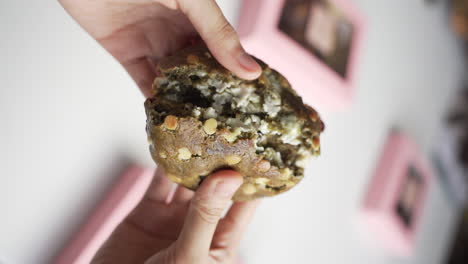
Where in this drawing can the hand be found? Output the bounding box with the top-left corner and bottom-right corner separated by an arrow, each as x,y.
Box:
92,169 -> 259,264
58,0 -> 262,97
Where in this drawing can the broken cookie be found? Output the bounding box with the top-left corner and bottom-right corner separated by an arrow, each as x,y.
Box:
145,45 -> 324,200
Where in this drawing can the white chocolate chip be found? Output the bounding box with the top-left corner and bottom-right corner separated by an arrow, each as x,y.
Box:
177,147 -> 192,160
279,168 -> 293,180
203,118 -> 218,135
242,183 -> 256,195
159,151 -> 167,159
259,120 -> 270,134
255,177 -> 270,185
280,115 -> 301,145
263,93 -> 281,117
192,108 -> 201,117
223,133 -> 236,143
222,128 -> 242,143
225,155 -> 242,165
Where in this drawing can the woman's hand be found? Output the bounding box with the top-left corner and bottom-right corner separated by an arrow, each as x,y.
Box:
92,169 -> 259,264
59,0 -> 262,97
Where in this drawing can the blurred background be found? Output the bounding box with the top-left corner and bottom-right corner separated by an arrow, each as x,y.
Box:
1,0 -> 468,263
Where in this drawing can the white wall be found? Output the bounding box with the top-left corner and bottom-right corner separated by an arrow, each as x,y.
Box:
0,0 -> 465,263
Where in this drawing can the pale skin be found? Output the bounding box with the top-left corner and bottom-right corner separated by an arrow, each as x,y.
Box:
59,0 -> 262,97
92,169 -> 259,264
58,0 -> 263,263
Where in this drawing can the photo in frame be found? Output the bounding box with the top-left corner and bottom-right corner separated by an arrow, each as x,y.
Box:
360,132 -> 432,256
278,0 -> 354,77
395,165 -> 425,228
238,0 -> 366,110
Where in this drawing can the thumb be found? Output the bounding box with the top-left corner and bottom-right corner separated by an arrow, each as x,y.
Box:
175,170 -> 243,261
176,0 -> 262,80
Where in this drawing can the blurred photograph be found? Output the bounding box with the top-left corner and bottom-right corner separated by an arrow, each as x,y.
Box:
278,0 -> 354,77
395,165 -> 425,227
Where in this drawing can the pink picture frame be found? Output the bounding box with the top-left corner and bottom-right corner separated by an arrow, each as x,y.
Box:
54,166 -> 246,264
237,0 -> 366,111
360,132 -> 432,256
54,166 -> 154,264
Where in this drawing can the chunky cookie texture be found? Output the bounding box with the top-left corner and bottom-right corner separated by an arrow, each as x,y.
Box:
145,45 -> 324,200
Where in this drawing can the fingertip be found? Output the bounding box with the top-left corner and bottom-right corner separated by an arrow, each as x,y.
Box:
236,52 -> 262,79
235,68 -> 262,81
210,170 -> 243,184
209,47 -> 262,80
177,0 -> 261,80
197,170 -> 243,198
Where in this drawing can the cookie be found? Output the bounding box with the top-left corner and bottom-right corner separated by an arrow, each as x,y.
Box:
144,45 -> 324,200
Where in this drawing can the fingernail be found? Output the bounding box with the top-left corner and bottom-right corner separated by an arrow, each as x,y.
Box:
237,52 -> 260,72
213,178 -> 242,198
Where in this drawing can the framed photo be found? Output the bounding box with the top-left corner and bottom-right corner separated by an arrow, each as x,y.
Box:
360,132 -> 432,256
394,165 -> 425,227
238,0 -> 366,111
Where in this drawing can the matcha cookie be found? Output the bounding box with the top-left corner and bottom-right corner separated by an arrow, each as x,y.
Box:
145,45 -> 324,200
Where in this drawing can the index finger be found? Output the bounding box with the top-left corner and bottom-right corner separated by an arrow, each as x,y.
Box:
176,0 -> 262,80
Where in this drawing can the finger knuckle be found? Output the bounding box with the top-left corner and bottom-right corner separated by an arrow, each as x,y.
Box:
192,196 -> 224,224
212,20 -> 239,49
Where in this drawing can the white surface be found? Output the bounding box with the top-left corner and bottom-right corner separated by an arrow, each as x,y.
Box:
0,0 -> 465,264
